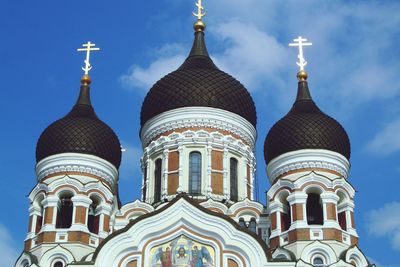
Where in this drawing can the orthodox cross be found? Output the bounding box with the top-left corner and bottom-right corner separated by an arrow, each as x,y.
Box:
289,36 -> 312,71
193,0 -> 206,20
77,41 -> 100,75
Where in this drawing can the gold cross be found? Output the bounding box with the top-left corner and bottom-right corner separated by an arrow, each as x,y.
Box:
193,0 -> 206,20
77,41 -> 100,75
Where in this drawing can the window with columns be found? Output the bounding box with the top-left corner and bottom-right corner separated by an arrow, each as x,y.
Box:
189,151 -> 202,195
307,193 -> 323,225
230,158 -> 238,201
154,159 -> 162,203
56,192 -> 73,229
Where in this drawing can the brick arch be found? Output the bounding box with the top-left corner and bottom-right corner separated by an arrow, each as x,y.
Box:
50,185 -> 80,197
270,186 -> 293,202
87,189 -> 111,204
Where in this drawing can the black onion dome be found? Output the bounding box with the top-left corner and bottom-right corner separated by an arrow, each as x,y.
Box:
264,80 -> 350,164
36,83 -> 122,168
140,31 -> 257,128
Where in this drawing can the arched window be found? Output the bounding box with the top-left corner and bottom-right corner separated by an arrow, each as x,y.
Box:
281,200 -> 291,232
337,191 -> 347,230
154,159 -> 162,203
307,193 -> 323,225
56,193 -> 73,229
189,152 -> 202,195
35,195 -> 44,234
230,158 -> 238,201
88,196 -> 100,234
313,257 -> 326,267
248,217 -> 257,232
53,261 -> 64,267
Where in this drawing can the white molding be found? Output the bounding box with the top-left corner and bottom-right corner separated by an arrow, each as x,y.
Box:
94,197 -> 269,267
267,149 -> 350,183
140,107 -> 257,147
36,153 -> 119,187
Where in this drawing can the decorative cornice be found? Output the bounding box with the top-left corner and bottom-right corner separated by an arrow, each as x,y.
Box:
267,149 -> 350,183
143,130 -> 255,164
140,107 -> 257,148
36,153 -> 119,187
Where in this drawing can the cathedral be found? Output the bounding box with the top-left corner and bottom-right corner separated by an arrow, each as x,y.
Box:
15,1 -> 373,267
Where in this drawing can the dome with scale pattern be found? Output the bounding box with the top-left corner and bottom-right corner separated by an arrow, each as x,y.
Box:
36,84 -> 122,168
140,31 -> 257,128
264,80 -> 350,164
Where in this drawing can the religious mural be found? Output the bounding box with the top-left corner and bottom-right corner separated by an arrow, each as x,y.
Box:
150,235 -> 215,267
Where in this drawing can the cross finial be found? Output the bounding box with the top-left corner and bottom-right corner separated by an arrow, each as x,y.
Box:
77,41 -> 100,76
289,36 -> 312,72
193,0 -> 206,21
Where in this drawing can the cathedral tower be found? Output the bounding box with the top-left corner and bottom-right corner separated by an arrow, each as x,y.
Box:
263,38 -> 369,266
16,43 -> 122,267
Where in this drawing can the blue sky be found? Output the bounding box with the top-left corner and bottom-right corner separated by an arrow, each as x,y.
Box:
0,0 -> 399,266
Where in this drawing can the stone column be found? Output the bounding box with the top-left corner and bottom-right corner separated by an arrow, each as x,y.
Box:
71,195 -> 92,232
97,204 -> 112,239
269,201 -> 284,239
320,192 -> 340,228
27,205 -> 42,237
287,192 -> 308,229
206,144 -> 212,196
162,149 -> 169,198
177,146 -> 184,193
41,196 -> 59,232
223,145 -> 229,198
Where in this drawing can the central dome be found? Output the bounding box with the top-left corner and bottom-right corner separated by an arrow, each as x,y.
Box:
140,31 -> 257,128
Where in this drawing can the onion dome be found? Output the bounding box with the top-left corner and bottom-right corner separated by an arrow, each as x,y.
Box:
264,71 -> 350,164
36,75 -> 122,168
140,26 -> 257,128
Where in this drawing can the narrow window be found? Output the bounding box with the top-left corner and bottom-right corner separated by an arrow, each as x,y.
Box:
143,164 -> 147,201
35,214 -> 43,234
281,200 -> 291,231
88,197 -> 100,234
189,152 -> 202,195
338,212 -> 347,230
56,194 -> 73,229
307,193 -> 324,225
154,159 -> 162,203
230,158 -> 238,201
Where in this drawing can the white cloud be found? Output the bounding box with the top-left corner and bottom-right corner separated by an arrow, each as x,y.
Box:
211,21 -> 290,91
0,224 -> 18,266
122,1 -> 400,109
120,54 -> 185,91
366,202 -> 400,251
366,120 -> 400,156
119,142 -> 143,182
